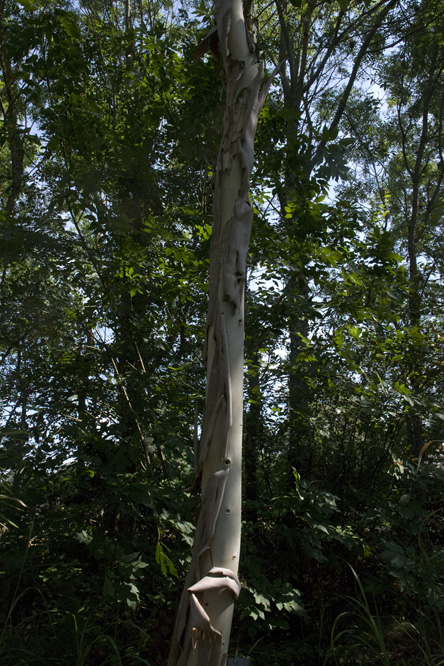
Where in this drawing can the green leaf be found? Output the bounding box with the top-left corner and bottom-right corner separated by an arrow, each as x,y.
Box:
17,0 -> 39,8
155,542 -> 178,578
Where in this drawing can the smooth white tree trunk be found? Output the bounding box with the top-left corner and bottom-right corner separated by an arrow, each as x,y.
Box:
168,3 -> 277,664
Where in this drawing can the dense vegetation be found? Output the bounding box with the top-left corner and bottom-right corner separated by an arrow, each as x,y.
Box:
1,0 -> 444,663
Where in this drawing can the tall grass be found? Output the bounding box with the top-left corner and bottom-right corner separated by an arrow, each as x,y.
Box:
324,567 -> 444,666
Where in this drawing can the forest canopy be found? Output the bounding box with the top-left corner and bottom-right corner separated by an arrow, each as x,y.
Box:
1,0 -> 444,664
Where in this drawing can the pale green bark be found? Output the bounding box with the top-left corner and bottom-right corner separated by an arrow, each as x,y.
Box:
168,2 -> 277,665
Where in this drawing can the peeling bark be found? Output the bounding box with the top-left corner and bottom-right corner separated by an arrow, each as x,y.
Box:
168,2 -> 277,665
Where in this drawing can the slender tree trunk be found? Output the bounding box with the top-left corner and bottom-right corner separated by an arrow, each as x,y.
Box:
286,271 -> 311,478
244,341 -> 262,525
403,76 -> 434,457
406,174 -> 424,457
0,9 -> 25,214
168,2 -> 276,664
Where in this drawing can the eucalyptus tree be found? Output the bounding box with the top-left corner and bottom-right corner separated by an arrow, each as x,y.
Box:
248,0 -> 418,480
168,0 -> 278,663
0,0 -> 66,470
3,0 -> 210,475
376,0 -> 444,455
333,0 -> 444,457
